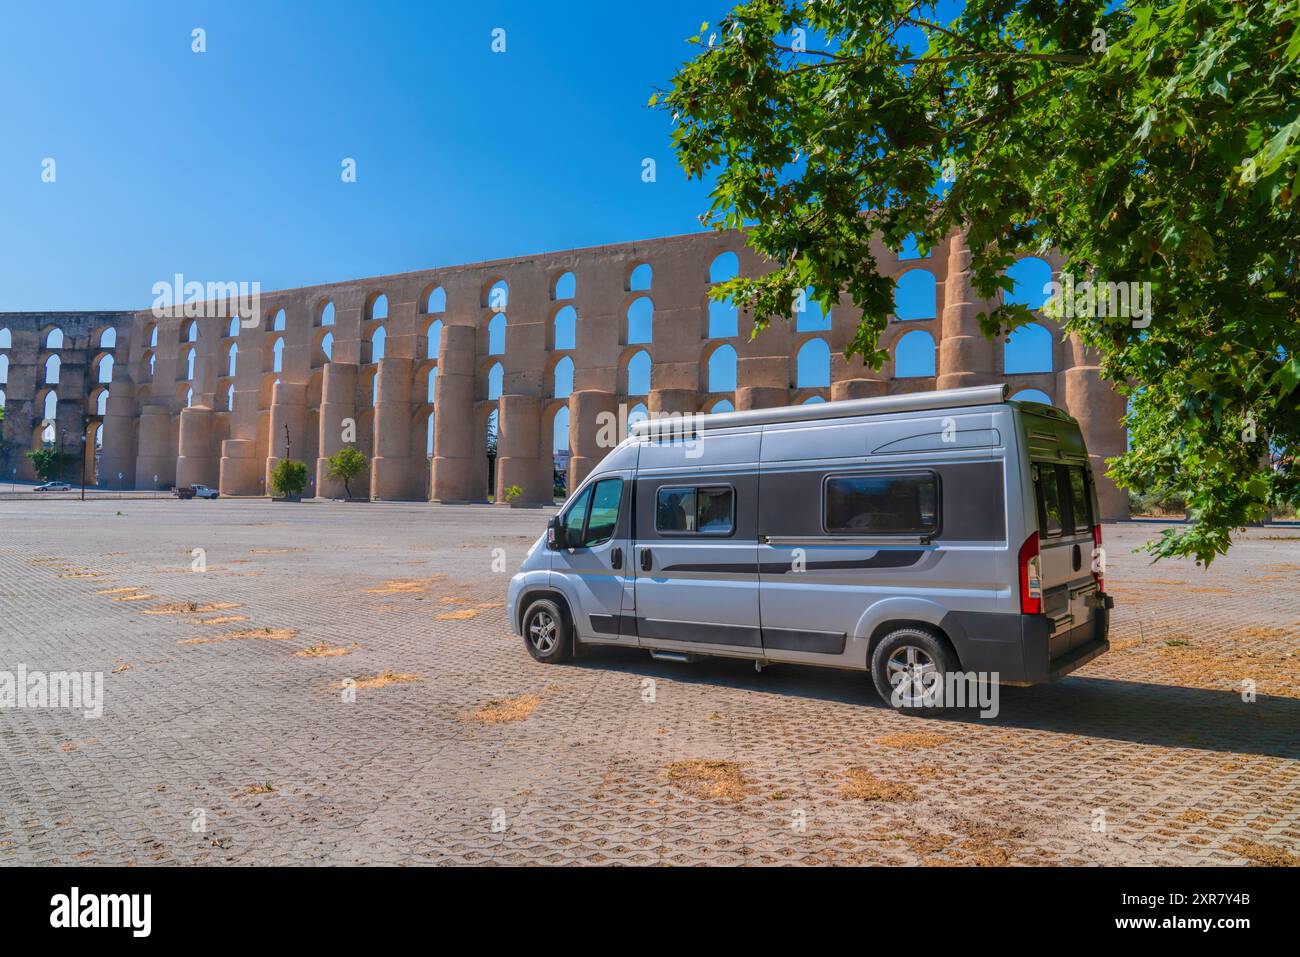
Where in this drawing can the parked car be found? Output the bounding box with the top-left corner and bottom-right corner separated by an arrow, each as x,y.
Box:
508,384 -> 1112,712
173,486 -> 195,500
34,481 -> 72,492
190,484 -> 219,499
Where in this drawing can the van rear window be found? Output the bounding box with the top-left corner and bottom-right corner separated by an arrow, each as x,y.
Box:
1033,463 -> 1065,537
1067,467 -> 1093,533
824,472 -> 938,535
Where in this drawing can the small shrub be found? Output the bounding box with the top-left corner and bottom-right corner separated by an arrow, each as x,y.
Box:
270,458 -> 308,499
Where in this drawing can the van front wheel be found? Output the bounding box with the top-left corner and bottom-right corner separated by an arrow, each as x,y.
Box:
871,627 -> 955,714
522,598 -> 572,664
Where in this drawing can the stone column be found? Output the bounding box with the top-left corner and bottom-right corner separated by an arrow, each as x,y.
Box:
649,388 -> 698,420
831,378 -> 888,401
735,386 -> 788,410
370,356 -> 416,501
734,356 -> 790,410
264,381 -> 307,493
176,405 -> 217,488
315,362 -> 359,499
567,389 -> 618,491
99,378 -> 137,489
496,393 -> 548,505
134,405 -> 174,489
937,229 -> 998,390
431,324 -> 479,502
219,439 -> 260,495
1058,334 -> 1129,520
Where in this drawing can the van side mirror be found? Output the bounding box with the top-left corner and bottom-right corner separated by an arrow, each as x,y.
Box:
547,516 -> 566,550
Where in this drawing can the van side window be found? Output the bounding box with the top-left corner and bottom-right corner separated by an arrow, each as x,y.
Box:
1067,467 -> 1093,533
583,479 -> 623,545
824,472 -> 938,535
562,485 -> 592,542
1033,464 -> 1065,537
656,485 -> 734,534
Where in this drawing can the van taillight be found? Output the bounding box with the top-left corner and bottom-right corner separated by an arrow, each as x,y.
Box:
1019,532 -> 1043,615
1091,524 -> 1105,591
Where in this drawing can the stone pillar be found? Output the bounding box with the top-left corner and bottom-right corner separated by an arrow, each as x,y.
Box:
371,357 -> 417,501
648,388 -> 698,420
99,379 -> 137,489
496,394 -> 548,505
176,405 -> 217,488
219,439 -> 259,495
567,389 -> 618,491
1058,335 -> 1129,520
134,405 -> 174,489
831,378 -> 888,401
734,356 -> 789,410
264,381 -> 308,493
937,229 -> 998,390
315,362 -> 360,499
735,386 -> 788,410
431,324 -> 479,502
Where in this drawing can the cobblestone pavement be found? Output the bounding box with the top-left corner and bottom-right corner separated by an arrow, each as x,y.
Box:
1,500 -> 1297,866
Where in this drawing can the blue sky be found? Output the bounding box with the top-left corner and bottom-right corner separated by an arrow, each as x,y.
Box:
0,0 -> 738,311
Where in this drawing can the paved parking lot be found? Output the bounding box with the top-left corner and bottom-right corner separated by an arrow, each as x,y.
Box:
1,499 -> 1297,866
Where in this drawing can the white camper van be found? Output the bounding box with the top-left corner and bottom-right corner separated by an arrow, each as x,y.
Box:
507,384 -> 1112,710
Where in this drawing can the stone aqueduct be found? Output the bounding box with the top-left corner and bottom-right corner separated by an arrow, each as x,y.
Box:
0,228 -> 1129,518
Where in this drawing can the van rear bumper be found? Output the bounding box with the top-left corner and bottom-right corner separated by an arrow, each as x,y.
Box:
939,594 -> 1110,685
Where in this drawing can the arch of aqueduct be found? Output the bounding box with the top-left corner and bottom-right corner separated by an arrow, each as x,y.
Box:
0,228 -> 1128,518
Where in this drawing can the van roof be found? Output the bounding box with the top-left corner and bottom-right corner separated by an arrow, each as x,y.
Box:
632,384 -> 1016,439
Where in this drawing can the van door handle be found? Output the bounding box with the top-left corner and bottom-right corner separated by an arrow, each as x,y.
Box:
611,547 -> 623,570
639,547 -> 653,571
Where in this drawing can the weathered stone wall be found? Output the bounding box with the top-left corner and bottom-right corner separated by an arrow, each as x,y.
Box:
0,312 -> 133,484
0,228 -> 1129,517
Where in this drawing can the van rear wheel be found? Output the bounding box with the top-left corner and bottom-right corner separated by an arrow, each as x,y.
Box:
522,598 -> 572,664
871,627 -> 955,714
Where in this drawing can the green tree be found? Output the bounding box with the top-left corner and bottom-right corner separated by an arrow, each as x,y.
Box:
660,0 -> 1299,564
27,446 -> 67,482
270,458 -> 309,499
325,445 -> 368,500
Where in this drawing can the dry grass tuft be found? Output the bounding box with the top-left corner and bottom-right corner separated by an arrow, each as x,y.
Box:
194,615 -> 249,625
839,767 -> 918,802
144,601 -> 241,615
436,608 -> 480,621
469,692 -> 542,724
363,577 -> 445,595
178,627 -> 297,646
339,670 -> 420,690
111,593 -> 155,603
873,731 -> 953,750
294,643 -> 355,658
1226,838 -> 1300,867
97,587 -> 145,595
237,783 -> 275,797
664,759 -> 749,802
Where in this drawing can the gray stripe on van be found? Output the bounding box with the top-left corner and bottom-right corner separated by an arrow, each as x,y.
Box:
637,618 -> 763,648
